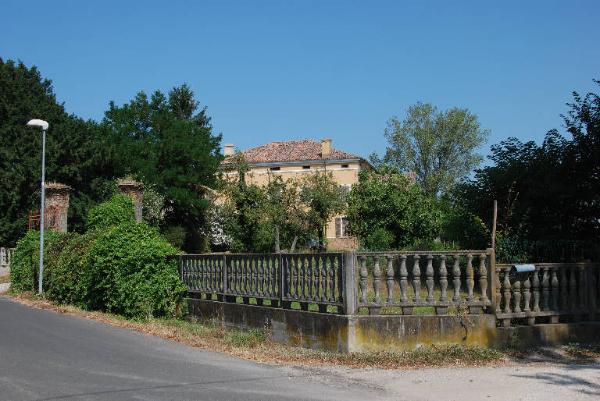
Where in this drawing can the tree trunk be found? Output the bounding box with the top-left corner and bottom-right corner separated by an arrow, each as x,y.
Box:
275,225 -> 281,253
290,235 -> 298,252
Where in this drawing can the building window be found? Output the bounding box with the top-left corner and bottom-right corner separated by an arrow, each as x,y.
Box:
302,165 -> 311,170
335,216 -> 349,238
341,164 -> 349,168
340,184 -> 352,197
269,166 -> 280,171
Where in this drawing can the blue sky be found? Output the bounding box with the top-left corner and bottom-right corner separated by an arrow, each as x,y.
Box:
1,0 -> 598,160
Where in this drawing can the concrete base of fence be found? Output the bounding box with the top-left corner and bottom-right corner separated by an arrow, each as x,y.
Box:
495,322 -> 600,349
187,298 -> 600,352
187,298 -> 501,352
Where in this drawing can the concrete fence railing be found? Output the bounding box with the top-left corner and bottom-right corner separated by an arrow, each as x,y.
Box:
495,262 -> 600,327
0,247 -> 15,270
179,251 -> 600,326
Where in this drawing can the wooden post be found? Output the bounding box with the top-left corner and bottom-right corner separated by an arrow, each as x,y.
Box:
342,251 -> 357,315
486,248 -> 497,313
492,200 -> 498,250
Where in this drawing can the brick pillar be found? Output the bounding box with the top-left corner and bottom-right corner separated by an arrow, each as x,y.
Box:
117,180 -> 144,223
44,183 -> 71,232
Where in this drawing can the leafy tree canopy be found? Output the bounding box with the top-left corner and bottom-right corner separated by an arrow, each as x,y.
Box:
103,84 -> 222,252
373,102 -> 489,197
0,58 -> 119,246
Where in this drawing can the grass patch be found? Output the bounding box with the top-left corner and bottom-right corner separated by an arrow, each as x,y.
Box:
565,343 -> 600,359
6,292 -> 506,369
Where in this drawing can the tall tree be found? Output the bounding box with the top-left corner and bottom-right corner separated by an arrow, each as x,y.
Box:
104,84 -> 222,252
375,102 -> 489,197
0,59 -> 118,246
299,171 -> 345,247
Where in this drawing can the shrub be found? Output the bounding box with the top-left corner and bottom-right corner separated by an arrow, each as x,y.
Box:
86,194 -> 135,231
87,221 -> 186,318
10,230 -> 65,292
44,231 -> 99,307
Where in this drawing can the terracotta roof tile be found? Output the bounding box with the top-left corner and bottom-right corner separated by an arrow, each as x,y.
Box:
222,140 -> 362,165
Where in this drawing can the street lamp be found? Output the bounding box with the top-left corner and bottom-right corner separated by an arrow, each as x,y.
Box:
27,119 -> 49,294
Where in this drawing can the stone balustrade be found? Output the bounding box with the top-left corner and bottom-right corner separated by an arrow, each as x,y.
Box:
495,263 -> 600,326
355,250 -> 495,315
0,247 -> 15,273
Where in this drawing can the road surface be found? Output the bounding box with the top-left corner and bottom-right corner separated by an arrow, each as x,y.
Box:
0,297 -> 382,401
1,296 -> 599,401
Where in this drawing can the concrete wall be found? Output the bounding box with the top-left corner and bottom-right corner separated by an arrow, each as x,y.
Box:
187,298 -> 600,352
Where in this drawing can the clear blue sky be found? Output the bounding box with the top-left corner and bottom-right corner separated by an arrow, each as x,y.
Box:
2,0 -> 598,160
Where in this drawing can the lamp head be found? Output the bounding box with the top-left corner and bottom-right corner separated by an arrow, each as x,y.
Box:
27,119 -> 49,130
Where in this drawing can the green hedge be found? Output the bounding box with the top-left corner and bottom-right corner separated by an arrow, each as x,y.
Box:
86,194 -> 135,231
87,222 -> 185,318
10,230 -> 66,292
11,195 -> 186,319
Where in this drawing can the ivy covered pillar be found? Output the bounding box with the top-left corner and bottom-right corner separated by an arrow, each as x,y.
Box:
117,179 -> 144,223
44,182 -> 71,232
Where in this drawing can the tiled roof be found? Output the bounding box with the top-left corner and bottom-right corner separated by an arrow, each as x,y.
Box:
222,140 -> 362,165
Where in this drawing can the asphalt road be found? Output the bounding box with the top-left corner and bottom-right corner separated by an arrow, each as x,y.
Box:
0,297 -> 383,401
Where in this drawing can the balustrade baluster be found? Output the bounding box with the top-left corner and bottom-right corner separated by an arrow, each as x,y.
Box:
523,275 -> 531,312
578,265 -> 586,310
294,256 -> 300,299
551,266 -> 559,311
426,255 -> 434,303
560,268 -> 568,310
452,256 -> 461,302
513,278 -> 522,313
321,255 -> 328,302
328,256 -> 336,302
532,267 -> 541,312
301,256 -> 308,300
412,255 -> 421,303
258,257 -> 264,297
386,255 -> 394,305
569,268 -> 578,310
439,255 -> 448,302
502,270 -> 512,314
399,255 -> 408,303
542,267 -> 550,311
373,257 -> 382,305
466,254 -> 474,301
479,253 -> 488,303
359,256 -> 368,304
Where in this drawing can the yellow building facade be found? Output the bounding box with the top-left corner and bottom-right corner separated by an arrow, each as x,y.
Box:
220,139 -> 371,250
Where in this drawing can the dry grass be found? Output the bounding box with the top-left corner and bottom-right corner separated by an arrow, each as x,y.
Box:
6,292 -> 506,369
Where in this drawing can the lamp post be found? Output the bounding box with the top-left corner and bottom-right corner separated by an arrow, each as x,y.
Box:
27,119 -> 49,294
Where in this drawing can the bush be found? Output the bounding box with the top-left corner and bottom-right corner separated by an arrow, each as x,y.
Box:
10,230 -> 65,292
86,194 -> 135,231
44,231 -> 99,307
87,221 -> 186,318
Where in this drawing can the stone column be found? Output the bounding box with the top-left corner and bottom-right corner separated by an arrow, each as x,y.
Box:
44,182 -> 71,232
117,179 -> 144,223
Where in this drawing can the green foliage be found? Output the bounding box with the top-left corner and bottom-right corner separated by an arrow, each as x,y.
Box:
0,58 -> 120,246
373,102 -> 488,197
104,85 -> 222,252
347,169 -> 443,250
299,171 -> 346,245
86,194 -> 135,231
10,230 -> 65,292
44,231 -> 98,306
86,222 -> 185,318
162,225 -> 187,249
457,81 -> 600,261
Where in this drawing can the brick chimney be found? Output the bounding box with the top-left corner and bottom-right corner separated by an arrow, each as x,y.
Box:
224,144 -> 235,157
45,183 -> 71,232
321,138 -> 332,157
117,179 -> 144,223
